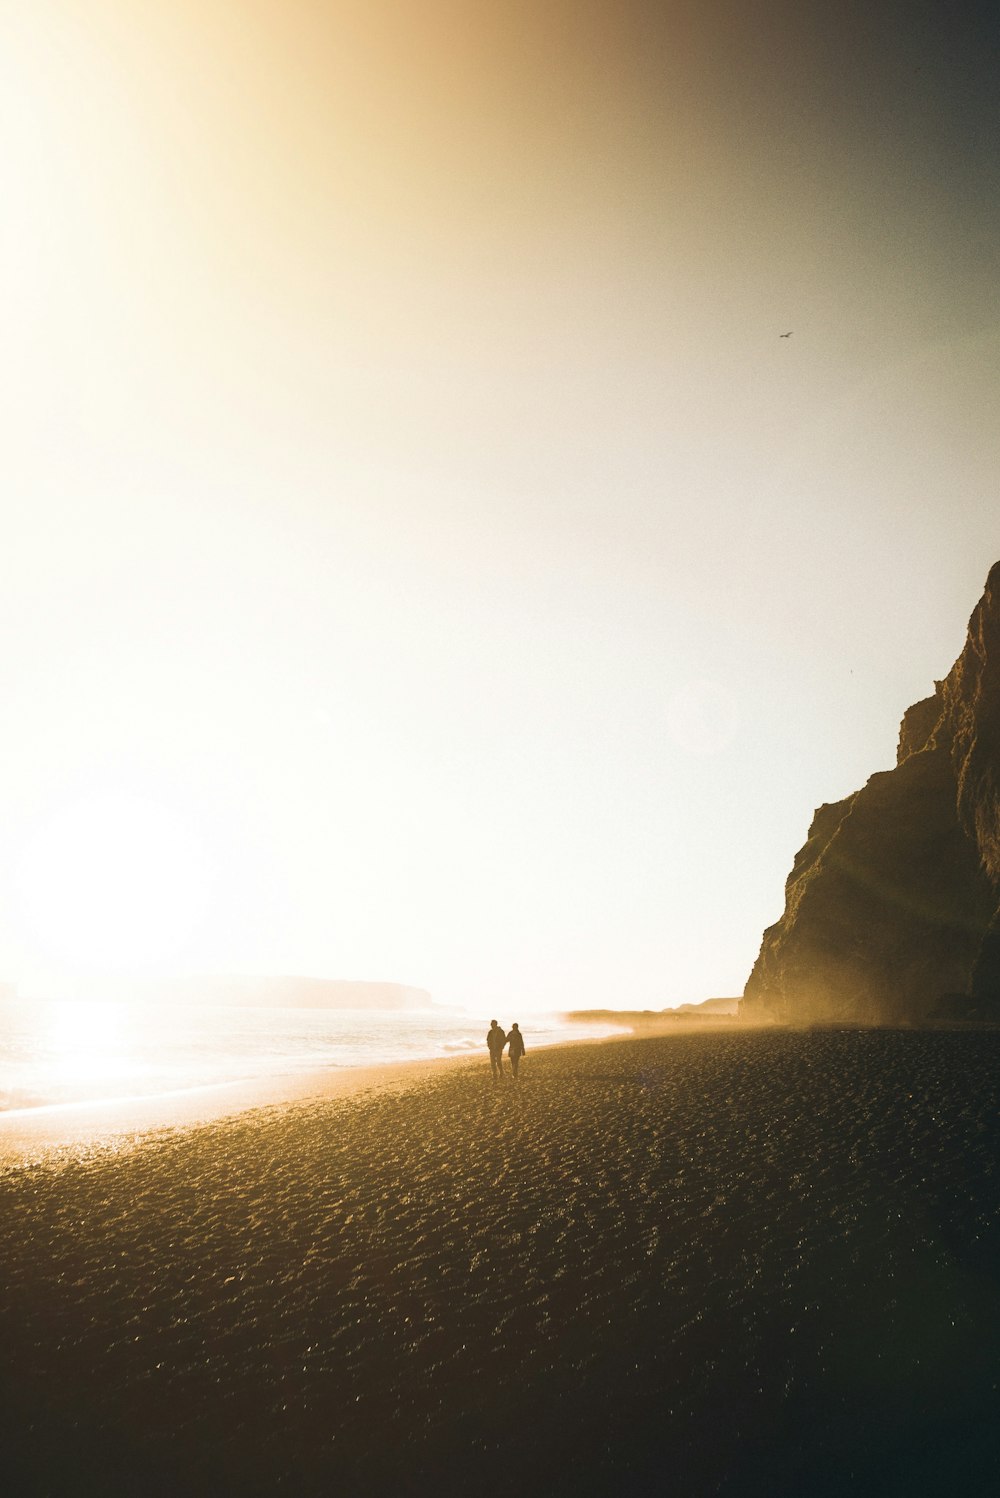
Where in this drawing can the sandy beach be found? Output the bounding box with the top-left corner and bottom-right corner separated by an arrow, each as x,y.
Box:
3,1027 -> 1000,1497
0,1049 -> 481,1172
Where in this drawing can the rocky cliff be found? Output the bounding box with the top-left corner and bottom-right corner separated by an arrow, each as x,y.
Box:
742,561 -> 1000,1024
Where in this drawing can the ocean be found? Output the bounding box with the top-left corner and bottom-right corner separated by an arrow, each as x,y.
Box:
0,999 -> 625,1113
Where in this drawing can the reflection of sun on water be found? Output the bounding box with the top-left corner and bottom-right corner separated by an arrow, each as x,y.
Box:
14,791 -> 215,979
37,1001 -> 134,1090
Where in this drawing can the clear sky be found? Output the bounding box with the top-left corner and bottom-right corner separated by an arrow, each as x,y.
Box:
1,0 -> 998,1010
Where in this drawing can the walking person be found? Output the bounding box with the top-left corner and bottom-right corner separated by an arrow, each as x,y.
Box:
487,1019 -> 507,1081
506,1022 -> 525,1080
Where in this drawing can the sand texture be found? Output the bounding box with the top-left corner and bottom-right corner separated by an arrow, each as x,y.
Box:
0,1052 -> 476,1169
3,1029 -> 1000,1497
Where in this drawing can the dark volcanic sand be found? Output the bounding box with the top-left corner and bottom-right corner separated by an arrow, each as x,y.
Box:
2,1029 -> 1000,1497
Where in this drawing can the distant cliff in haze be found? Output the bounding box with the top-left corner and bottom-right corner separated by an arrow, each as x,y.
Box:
742,561 -> 1000,1025
566,997 -> 739,1028
181,977 -> 434,1009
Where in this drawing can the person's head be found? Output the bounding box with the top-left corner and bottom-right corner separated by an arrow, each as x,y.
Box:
490,1019 -> 498,1028
511,1022 -> 519,1031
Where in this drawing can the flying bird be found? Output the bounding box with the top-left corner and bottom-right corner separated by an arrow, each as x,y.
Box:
779,331 -> 793,338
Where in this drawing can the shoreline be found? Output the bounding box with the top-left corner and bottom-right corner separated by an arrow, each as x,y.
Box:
0,1049 -> 476,1169
0,1024 -> 635,1170
7,1012 -> 997,1171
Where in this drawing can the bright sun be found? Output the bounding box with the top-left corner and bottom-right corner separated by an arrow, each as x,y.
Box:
14,791 -> 215,977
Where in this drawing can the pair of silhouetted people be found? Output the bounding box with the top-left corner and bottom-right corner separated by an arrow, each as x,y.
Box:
486,1020 -> 525,1080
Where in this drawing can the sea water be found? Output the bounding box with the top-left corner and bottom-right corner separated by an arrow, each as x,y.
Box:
0,999 -> 625,1113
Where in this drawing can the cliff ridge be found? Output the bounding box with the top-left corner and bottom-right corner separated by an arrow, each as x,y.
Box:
742,562 -> 1000,1024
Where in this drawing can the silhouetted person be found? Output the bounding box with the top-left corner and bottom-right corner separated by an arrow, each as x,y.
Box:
487,1019 -> 506,1081
506,1022 -> 525,1079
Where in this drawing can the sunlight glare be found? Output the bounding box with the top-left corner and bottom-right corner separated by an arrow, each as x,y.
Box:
14,792 -> 215,977
37,1000 -> 134,1089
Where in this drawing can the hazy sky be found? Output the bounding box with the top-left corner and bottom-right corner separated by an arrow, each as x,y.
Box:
2,0 -> 998,1009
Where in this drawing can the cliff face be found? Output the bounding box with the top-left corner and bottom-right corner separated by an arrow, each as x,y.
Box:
742,562 -> 1000,1024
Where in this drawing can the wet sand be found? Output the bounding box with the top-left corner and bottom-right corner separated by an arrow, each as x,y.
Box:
2,1028 -> 1000,1497
0,1050 -> 479,1170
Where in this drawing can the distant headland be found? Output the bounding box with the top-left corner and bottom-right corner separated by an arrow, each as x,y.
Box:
160,976 -> 436,1010
565,996 -> 740,1028
742,560 -> 1000,1026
